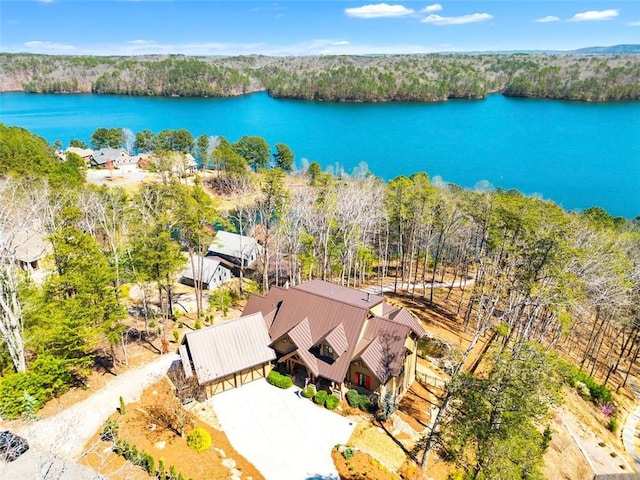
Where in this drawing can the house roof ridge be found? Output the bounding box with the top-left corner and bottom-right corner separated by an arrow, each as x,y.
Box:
290,283 -> 382,311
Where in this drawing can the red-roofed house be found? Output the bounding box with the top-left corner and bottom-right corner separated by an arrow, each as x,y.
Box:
243,279 -> 426,401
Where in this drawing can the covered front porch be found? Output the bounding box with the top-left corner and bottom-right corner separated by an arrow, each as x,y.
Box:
278,351 -> 344,398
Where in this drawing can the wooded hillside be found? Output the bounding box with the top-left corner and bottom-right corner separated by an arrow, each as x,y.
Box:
1,53 -> 639,101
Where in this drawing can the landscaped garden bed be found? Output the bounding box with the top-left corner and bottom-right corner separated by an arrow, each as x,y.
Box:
80,378 -> 264,480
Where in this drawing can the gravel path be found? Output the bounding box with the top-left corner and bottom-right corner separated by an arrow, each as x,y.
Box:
16,353 -> 179,459
558,408 -> 634,475
361,278 -> 474,295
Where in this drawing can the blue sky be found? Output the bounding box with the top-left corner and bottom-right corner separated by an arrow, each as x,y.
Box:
1,1 -> 639,56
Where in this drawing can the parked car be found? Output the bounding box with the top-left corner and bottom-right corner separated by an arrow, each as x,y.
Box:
0,431 -> 29,462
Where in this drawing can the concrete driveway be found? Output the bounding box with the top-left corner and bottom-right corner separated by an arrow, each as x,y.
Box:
210,379 -> 356,480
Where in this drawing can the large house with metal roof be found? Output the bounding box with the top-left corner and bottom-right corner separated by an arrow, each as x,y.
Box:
243,280 -> 426,401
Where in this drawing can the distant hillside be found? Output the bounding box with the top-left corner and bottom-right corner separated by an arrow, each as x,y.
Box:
1,52 -> 639,102
571,44 -> 640,54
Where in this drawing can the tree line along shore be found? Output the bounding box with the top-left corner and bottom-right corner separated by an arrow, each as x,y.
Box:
1,52 -> 640,102
1,123 -> 639,479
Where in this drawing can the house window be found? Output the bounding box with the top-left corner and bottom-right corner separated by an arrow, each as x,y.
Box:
355,372 -> 371,390
323,344 -> 333,357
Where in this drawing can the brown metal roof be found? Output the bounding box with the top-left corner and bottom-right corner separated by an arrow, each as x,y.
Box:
260,285 -> 370,383
385,308 -> 426,338
286,317 -> 319,376
357,316 -> 409,383
243,280 -> 422,385
180,312 -> 276,385
243,288 -> 286,317
293,279 -> 384,310
323,323 -> 349,357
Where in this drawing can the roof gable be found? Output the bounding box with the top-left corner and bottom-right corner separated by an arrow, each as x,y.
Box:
356,316 -> 410,383
385,307 -> 426,338
321,323 -> 349,357
285,317 -> 319,376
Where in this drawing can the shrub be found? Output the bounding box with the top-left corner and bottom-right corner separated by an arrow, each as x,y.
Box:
346,389 -> 361,408
301,385 -> 316,398
606,417 -> 619,432
571,369 -> 612,403
119,396 -> 126,415
379,391 -> 395,420
172,330 -> 180,343
0,353 -> 75,419
342,446 -> 354,459
313,390 -> 328,406
186,427 -> 212,452
141,452 -> 155,476
575,381 -> 591,399
541,426 -> 552,452
325,394 -> 340,410
358,394 -> 378,414
101,419 -> 119,442
267,370 -> 293,389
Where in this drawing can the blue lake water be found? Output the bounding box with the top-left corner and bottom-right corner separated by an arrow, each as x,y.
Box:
1,92 -> 639,217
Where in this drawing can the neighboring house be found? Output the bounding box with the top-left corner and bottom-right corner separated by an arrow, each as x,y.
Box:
90,148 -> 132,168
65,147 -> 95,165
243,279 -> 426,402
179,255 -> 233,291
178,312 -> 276,397
7,229 -> 51,271
182,153 -> 198,175
207,230 -> 262,269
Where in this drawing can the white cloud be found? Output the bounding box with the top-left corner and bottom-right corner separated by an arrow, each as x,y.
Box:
345,3 -> 415,19
568,9 -> 618,22
24,40 -> 75,51
422,13 -> 493,26
422,4 -> 442,13
627,20 -> 640,26
128,39 -> 155,45
535,16 -> 560,23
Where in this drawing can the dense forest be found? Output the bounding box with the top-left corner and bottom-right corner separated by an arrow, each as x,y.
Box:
1,52 -> 640,102
1,124 -> 639,478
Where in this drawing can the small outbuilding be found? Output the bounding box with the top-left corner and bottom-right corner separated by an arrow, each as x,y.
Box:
179,255 -> 233,290
207,230 -> 262,268
178,312 -> 276,397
